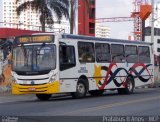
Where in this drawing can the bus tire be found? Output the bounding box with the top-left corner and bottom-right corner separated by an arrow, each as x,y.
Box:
71,79 -> 87,99
36,94 -> 52,101
89,90 -> 104,96
117,76 -> 134,95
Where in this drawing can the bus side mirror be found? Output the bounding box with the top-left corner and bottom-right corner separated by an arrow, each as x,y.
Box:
121,59 -> 125,63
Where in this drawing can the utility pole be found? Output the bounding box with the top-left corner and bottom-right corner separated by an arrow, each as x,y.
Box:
151,0 -> 157,87
151,0 -> 154,44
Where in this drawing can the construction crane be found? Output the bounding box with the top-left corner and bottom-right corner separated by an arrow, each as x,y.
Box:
96,0 -> 152,41
131,0 -> 151,40
96,17 -> 133,23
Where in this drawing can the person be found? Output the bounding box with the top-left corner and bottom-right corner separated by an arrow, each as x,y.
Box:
7,51 -> 12,65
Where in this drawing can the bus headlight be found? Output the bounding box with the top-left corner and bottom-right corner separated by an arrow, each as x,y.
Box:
49,74 -> 57,83
11,76 -> 17,84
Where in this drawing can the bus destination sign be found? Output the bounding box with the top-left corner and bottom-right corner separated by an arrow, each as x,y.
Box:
16,35 -> 54,44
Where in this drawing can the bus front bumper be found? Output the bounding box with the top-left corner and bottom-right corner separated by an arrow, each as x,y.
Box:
12,81 -> 59,95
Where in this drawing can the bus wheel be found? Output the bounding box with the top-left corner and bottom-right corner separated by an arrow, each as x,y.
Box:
36,94 -> 52,101
71,80 -> 87,99
117,77 -> 134,95
89,90 -> 104,96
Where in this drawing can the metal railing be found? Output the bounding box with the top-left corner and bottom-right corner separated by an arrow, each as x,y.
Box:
0,22 -> 65,33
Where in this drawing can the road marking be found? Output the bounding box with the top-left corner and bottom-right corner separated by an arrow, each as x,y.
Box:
63,96 -> 160,115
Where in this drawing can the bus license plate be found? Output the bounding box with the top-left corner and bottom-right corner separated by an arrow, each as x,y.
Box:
28,87 -> 36,91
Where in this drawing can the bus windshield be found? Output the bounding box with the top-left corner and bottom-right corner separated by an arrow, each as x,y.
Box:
12,44 -> 56,74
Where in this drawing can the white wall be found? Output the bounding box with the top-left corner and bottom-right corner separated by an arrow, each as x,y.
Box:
154,2 -> 160,28
0,0 -> 4,27
145,36 -> 160,56
145,36 -> 160,84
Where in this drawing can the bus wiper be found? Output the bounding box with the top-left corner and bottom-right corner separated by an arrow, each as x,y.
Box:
32,64 -> 39,71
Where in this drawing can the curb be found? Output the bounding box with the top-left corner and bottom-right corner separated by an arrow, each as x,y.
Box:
0,90 -> 11,96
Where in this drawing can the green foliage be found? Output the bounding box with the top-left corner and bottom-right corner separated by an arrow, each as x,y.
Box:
16,0 -> 69,31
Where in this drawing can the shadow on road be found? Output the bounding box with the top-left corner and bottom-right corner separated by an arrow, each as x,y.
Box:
1,88 -> 159,105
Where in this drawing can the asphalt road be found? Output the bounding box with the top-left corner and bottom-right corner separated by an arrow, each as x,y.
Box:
0,88 -> 159,121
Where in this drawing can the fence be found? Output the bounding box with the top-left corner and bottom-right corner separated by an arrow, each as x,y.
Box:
0,21 -> 65,33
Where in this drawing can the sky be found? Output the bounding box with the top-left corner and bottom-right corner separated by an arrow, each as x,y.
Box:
96,0 -> 134,39
96,0 -> 160,40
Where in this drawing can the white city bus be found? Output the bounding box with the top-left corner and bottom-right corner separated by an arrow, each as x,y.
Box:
11,33 -> 154,100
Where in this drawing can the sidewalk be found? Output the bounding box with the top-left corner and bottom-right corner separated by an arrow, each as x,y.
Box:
153,82 -> 160,88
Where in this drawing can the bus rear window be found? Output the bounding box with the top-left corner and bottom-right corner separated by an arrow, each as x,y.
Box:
138,46 -> 150,63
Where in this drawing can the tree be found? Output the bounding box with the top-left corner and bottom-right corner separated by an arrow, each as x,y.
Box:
69,0 -> 76,34
69,0 -> 89,34
16,0 -> 69,32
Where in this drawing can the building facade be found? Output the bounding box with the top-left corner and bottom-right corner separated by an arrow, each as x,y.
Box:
154,2 -> 160,28
0,0 -> 39,30
145,27 -> 160,57
95,24 -> 110,38
0,0 -> 17,28
145,1 -> 160,28
0,0 -> 70,33
78,0 -> 96,36
145,27 -> 160,84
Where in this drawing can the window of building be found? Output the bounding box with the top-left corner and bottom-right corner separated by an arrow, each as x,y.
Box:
138,46 -> 150,63
111,44 -> 125,63
157,39 -> 160,44
89,0 -> 95,5
157,48 -> 160,52
125,45 -> 138,63
95,43 -> 111,62
78,42 -> 95,63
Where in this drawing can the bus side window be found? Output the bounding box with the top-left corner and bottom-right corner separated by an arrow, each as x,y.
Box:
95,43 -> 111,63
78,42 -> 95,63
59,45 -> 76,71
111,44 -> 125,63
125,45 -> 138,63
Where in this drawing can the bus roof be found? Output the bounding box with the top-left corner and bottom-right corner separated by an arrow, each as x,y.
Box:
62,34 -> 152,45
